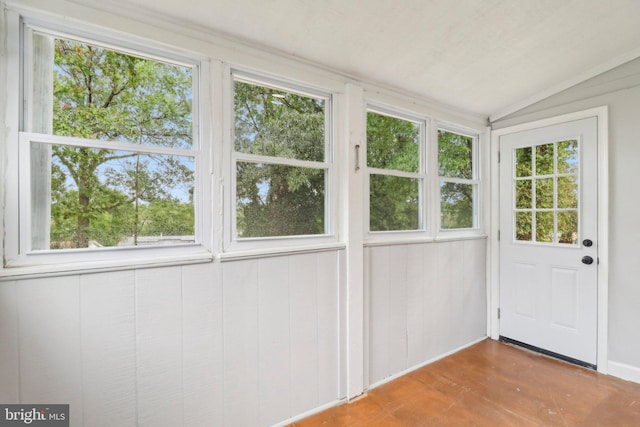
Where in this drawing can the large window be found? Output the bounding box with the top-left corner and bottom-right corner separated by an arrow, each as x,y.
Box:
438,128 -> 479,230
7,23 -> 208,266
231,72 -> 332,242
366,108 -> 425,232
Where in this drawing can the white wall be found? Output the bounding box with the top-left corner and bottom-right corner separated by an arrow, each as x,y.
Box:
366,239 -> 487,387
492,57 -> 640,382
0,251 -> 342,426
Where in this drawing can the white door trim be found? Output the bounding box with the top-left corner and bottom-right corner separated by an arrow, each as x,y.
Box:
489,106 -> 609,373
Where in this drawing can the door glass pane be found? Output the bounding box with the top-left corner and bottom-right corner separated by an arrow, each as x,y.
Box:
513,139 -> 581,245
515,212 -> 532,241
515,179 -> 532,209
536,211 -> 554,243
536,143 -> 554,175
535,178 -> 554,209
515,147 -> 532,177
558,211 -> 578,244
557,140 -> 578,174
557,176 -> 578,209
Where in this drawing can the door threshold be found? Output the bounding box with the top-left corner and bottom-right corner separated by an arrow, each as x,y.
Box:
499,336 -> 596,370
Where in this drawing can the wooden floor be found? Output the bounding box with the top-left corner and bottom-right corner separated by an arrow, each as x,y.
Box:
290,339 -> 640,426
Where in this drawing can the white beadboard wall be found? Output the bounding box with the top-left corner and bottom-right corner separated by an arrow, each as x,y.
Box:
366,239 -> 487,387
0,250 -> 341,427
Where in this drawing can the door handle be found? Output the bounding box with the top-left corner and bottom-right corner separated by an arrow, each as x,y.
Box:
581,256 -> 594,265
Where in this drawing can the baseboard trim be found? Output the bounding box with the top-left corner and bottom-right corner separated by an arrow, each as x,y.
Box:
608,360 -> 640,384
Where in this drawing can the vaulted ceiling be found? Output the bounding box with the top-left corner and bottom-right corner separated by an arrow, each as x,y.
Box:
76,0 -> 640,120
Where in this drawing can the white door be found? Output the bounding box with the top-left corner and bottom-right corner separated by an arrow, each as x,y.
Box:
499,117 -> 598,366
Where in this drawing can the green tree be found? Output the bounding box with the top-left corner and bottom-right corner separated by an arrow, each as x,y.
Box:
51,38 -> 193,247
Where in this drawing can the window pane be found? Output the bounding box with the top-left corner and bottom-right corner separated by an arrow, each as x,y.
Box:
557,140 -> 578,174
367,112 -> 419,173
515,179 -> 532,209
236,162 -> 325,238
535,177 -> 554,209
558,211 -> 578,244
234,80 -> 325,162
42,34 -> 193,149
369,174 -> 420,231
515,212 -> 532,241
515,147 -> 532,177
34,142 -> 195,250
536,211 -> 554,243
535,143 -> 554,175
557,176 -> 578,209
440,182 -> 474,229
438,130 -> 473,179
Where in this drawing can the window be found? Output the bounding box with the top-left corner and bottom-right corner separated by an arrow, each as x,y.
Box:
231,72 -> 332,243
366,108 -> 425,232
6,22 -> 209,266
438,128 -> 479,230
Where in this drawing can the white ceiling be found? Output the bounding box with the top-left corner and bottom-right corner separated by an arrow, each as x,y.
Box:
80,0 -> 640,120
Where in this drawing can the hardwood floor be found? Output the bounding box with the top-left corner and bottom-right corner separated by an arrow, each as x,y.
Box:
290,339 -> 640,426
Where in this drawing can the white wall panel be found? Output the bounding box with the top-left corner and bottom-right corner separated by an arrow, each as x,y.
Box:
289,253 -> 320,415
316,251 -> 340,404
422,243 -> 439,361
182,262 -> 223,427
367,240 -> 487,386
368,246 -> 391,383
18,276 -> 83,426
257,256 -> 291,425
406,244 -> 425,367
222,259 -> 259,427
0,281 -> 19,403
81,271 -> 136,427
387,245 -> 408,375
136,267 -> 183,427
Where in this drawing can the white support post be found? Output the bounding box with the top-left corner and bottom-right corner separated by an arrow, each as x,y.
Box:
344,83 -> 365,399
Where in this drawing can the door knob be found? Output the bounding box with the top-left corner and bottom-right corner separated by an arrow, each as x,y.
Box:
582,256 -> 594,265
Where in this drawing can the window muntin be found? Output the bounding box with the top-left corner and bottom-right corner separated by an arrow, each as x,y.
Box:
366,109 -> 425,232
513,140 -> 579,245
438,128 -> 479,230
20,29 -> 200,255
232,74 -> 331,240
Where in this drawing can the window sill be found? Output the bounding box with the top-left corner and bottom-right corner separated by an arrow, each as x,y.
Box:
364,233 -> 487,247
0,251 -> 214,281
218,242 -> 346,262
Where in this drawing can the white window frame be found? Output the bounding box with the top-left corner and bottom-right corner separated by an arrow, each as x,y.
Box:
364,103 -> 429,242
224,69 -> 337,253
436,123 -> 481,234
3,12 -> 212,269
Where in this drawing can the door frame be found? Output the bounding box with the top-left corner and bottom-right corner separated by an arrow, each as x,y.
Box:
488,106 -> 609,373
